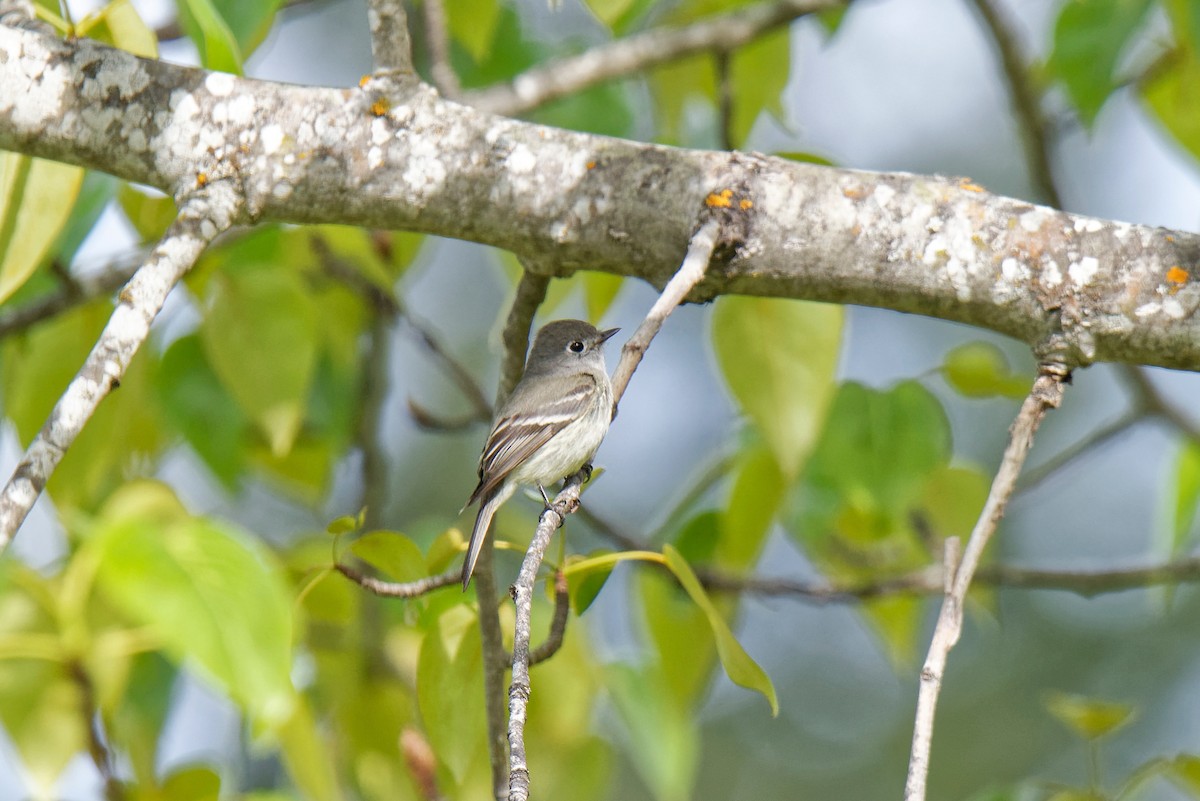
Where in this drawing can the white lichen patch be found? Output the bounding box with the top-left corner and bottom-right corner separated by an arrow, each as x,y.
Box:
1019,208 -> 1049,232
1073,216 -> 1103,233
1163,297 -> 1186,319
1135,302 -> 1161,318
506,144 -> 537,174
1001,257 -> 1029,283
226,94 -> 255,126
205,72 -> 236,97
261,124 -> 284,155
1069,255 -> 1099,285
371,117 -> 391,145
1042,259 -> 1062,288
5,52 -> 70,128
402,135 -> 447,198
873,183 -> 895,208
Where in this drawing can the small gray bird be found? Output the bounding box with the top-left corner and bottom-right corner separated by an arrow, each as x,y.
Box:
461,320 -> 619,590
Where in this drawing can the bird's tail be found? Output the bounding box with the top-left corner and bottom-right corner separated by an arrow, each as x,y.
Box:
462,486 -> 510,591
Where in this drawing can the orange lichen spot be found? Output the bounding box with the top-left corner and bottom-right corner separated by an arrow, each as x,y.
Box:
959,178 -> 984,192
370,98 -> 390,117
739,198 -> 753,210
1167,235 -> 1176,242
706,189 -> 734,208
196,172 -> 208,187
586,160 -> 596,170
359,75 -> 371,88
1167,266 -> 1188,286
842,184 -> 867,199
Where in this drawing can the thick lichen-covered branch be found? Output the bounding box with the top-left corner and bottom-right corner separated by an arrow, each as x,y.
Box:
3,3 -> 1200,376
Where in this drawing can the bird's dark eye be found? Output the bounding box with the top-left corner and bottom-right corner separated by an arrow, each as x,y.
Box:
568,340 -> 585,353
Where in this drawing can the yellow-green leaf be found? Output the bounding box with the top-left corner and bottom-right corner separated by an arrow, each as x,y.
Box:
0,154 -> 85,304
942,341 -> 1031,399
277,698 -> 344,801
661,545 -> 777,715
712,296 -> 842,480
1044,692 -> 1136,741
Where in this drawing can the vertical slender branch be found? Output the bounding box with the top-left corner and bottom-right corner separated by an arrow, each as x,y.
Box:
68,659 -> 124,801
714,50 -> 735,151
507,220 -> 719,801
498,271 -> 550,403
367,0 -> 415,75
967,0 -> 1062,208
904,362 -> 1069,801
422,0 -> 461,99
0,189 -> 236,551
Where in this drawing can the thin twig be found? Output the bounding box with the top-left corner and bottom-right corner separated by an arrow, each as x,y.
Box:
336,563 -> 461,597
498,271 -> 550,404
904,363 -> 1068,801
0,190 -> 236,551
465,0 -> 845,116
715,49 -> 735,151
69,659 -> 124,801
399,305 -> 493,422
967,0 -> 1062,207
1017,410 -> 1141,492
507,220 -> 719,801
1119,364 -> 1200,444
367,0 -> 414,75
421,0 -> 461,99
611,218 -> 720,411
507,472 -> 587,801
528,571 -> 570,666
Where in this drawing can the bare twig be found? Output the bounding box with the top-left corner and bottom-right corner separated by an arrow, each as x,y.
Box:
507,472 -> 587,801
336,563 -> 461,597
904,363 -> 1068,801
69,659 -> 124,801
715,49 -> 735,151
465,0 -> 845,116
967,0 -> 1062,207
498,271 -> 550,403
367,0 -> 414,75
1119,364 -> 1200,444
399,306 -> 493,423
0,190 -> 236,551
611,218 -> 720,411
421,0 -> 461,99
507,220 -> 718,801
1017,410 -> 1141,492
528,571 -> 570,666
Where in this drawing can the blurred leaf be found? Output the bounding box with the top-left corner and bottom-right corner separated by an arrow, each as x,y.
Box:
161,765 -> 222,801
119,184 -> 177,243
606,661 -> 698,801
863,596 -> 921,666
350,531 -> 427,583
1167,754 -> 1200,797
565,549 -> 616,614
713,296 -> 842,479
201,265 -> 318,457
1048,0 -> 1154,126
110,652 -> 177,787
583,271 -> 624,324
583,0 -> 638,28
942,341 -> 1031,399
918,466 -> 991,540
78,0 -> 158,57
326,514 -> 360,536
52,171 -> 119,264
446,0 -> 501,62
1171,440 -> 1200,556
721,441 -> 786,566
277,698 -> 344,801
92,483 -> 296,729
775,151 -> 836,166
156,333 -> 248,487
662,545 -> 778,715
1044,692 -> 1136,741
204,0 -> 284,56
177,0 -> 244,73
416,613 -> 486,782
639,567 -> 713,709
1143,47 -> 1200,162
0,154 -> 85,304
1045,792 -> 1105,801
728,28 -> 790,146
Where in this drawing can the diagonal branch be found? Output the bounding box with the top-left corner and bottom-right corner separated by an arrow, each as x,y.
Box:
0,187 -> 239,551
904,361 -> 1069,801
506,216 -> 719,801
465,0 -> 845,116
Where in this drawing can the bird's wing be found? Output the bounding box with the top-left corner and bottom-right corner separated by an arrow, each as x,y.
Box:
467,375 -> 597,505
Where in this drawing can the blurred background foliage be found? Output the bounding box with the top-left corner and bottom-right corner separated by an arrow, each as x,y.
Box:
2,0 -> 1200,799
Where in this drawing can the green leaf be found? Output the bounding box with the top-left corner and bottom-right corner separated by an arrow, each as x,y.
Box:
565,549 -> 616,614
1167,754 -> 1200,797
728,28 -> 790,146
277,698 -> 344,801
712,296 -> 842,479
1048,0 -> 1154,126
177,0 -> 244,73
91,483 -> 296,729
156,333 -> 248,487
350,531 -> 427,583
110,653 -> 177,788
661,545 -> 778,716
720,441 -> 786,567
583,0 -> 639,28
446,0 -> 501,63
774,151 -> 836,166
0,154 -> 85,304
583,271 -> 624,325
1044,692 -> 1136,741
1171,440 -> 1200,555
201,266 -> 319,457
606,662 -> 698,801
77,0 -> 158,57
203,0 -> 284,56
1143,48 -> 1200,162
942,341 -> 1031,399
161,765 -> 222,801
118,184 -> 177,243
416,610 -> 486,781
51,171 -> 118,265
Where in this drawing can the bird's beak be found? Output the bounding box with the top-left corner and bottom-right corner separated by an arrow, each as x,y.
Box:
598,327 -> 620,345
